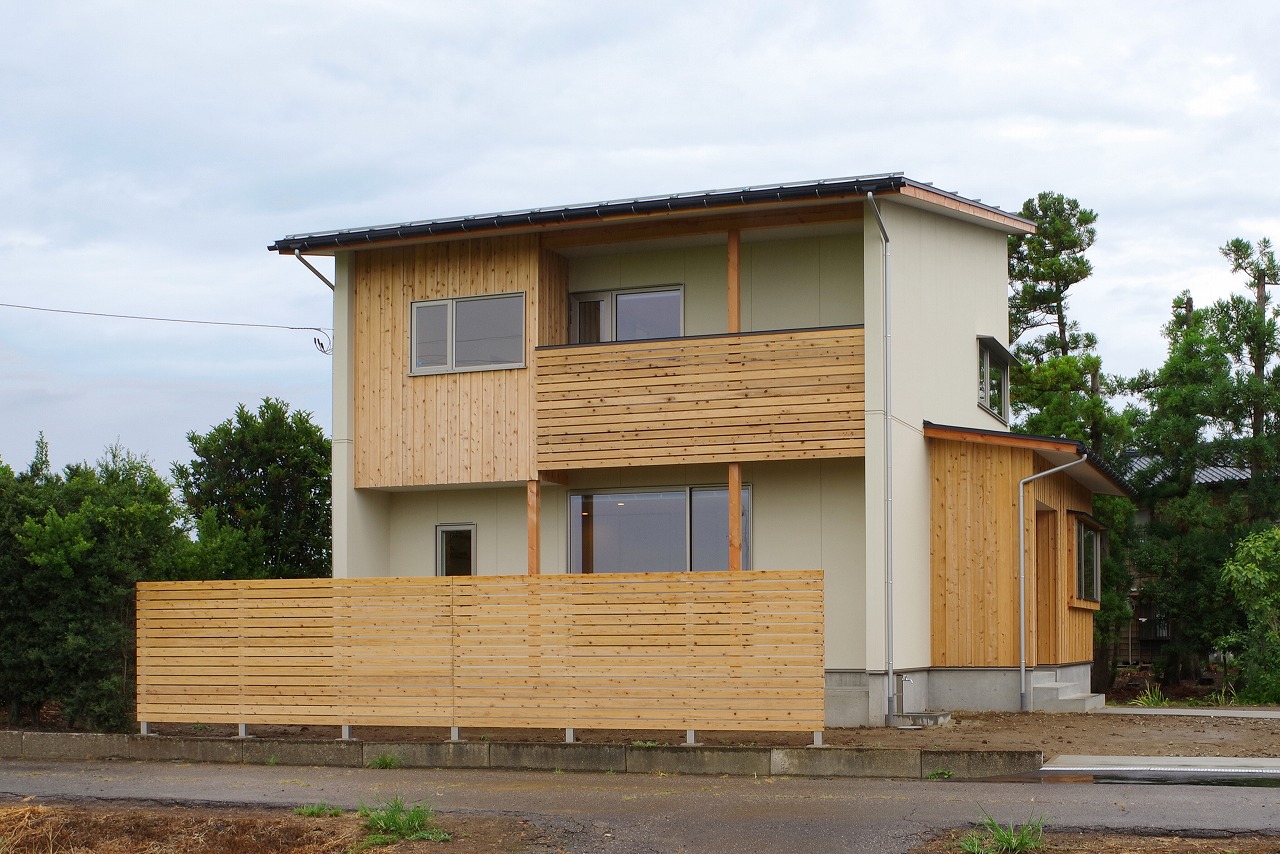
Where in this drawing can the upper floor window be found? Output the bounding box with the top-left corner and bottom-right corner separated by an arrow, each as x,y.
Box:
570,286 -> 682,344
411,293 -> 525,375
977,336 -> 1012,421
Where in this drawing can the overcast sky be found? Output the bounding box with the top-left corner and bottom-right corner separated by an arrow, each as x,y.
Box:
3,1 -> 1277,473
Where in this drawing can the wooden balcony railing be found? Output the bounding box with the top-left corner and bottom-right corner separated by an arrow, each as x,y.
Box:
535,326 -> 864,470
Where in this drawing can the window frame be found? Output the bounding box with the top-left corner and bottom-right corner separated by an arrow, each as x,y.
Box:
409,292 -> 525,376
567,484 -> 751,574
568,285 -> 684,344
1075,517 -> 1103,602
977,336 -> 1013,422
436,523 -> 477,577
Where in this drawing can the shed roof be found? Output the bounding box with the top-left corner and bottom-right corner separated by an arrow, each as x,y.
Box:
269,173 -> 1034,254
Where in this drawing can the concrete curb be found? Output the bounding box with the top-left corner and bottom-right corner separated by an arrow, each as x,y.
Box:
0,731 -> 1040,779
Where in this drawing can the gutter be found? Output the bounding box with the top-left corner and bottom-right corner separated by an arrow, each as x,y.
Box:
1017,457 -> 1087,711
866,191 -> 896,726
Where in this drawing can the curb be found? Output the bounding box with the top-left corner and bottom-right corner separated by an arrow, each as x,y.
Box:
0,731 -> 1040,779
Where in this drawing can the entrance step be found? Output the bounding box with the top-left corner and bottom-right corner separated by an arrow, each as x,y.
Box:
892,711 -> 952,728
1033,680 -> 1105,712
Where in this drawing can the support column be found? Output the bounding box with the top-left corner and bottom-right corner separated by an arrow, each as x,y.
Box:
727,229 -> 741,334
527,479 -> 541,576
729,462 -> 743,571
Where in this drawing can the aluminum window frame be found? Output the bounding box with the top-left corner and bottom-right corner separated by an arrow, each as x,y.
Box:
409,292 -> 526,376
436,523 -> 478,577
568,285 -> 684,344
566,483 -> 752,574
977,337 -> 1012,422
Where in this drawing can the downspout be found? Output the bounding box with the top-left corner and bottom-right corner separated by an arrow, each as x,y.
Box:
866,192 -> 895,726
1017,456 -> 1087,711
295,249 -> 336,291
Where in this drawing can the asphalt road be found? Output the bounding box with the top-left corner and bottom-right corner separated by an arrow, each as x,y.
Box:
2,759 -> 1279,853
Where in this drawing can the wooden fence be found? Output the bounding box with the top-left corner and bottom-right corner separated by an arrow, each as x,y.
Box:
137,570 -> 824,732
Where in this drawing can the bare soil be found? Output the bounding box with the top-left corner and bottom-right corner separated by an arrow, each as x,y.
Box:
910,829 -> 1280,853
0,801 -> 545,853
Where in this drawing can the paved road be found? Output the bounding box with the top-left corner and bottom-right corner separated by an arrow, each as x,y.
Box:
2,759 -> 1279,853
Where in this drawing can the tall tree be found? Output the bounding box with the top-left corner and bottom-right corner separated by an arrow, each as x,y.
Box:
173,398 -> 331,579
1008,191 -> 1099,358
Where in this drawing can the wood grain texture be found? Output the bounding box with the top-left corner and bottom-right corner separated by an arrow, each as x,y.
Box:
928,440 -> 1097,668
535,327 -> 864,470
136,571 -> 824,732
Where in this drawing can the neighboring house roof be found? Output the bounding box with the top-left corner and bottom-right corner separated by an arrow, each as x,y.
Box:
269,173 -> 1034,254
1122,454 -> 1250,487
922,421 -> 1133,498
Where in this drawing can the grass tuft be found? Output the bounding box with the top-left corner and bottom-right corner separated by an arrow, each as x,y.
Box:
294,803 -> 343,818
367,752 -> 403,770
356,798 -> 451,846
1127,684 -> 1170,707
958,811 -> 1046,853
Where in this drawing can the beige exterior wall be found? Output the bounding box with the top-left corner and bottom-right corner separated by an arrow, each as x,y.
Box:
384,486 -> 528,577
565,233 -> 864,336
861,199 -> 1015,678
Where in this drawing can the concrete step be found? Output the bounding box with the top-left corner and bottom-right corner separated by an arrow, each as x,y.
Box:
1033,680 -> 1105,713
891,711 -> 952,728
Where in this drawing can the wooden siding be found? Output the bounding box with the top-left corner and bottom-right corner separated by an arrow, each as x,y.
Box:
535,327 -> 864,470
137,571 -> 824,732
928,440 -> 1095,668
352,237 -> 540,487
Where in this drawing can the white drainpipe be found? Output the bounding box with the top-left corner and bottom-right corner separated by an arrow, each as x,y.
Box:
866,192 -> 895,726
1017,457 -> 1087,711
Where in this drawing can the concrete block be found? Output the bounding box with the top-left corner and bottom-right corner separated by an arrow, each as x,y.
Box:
770,747 -> 921,778
489,742 -> 626,772
22,732 -> 130,760
240,739 -> 363,768
363,741 -> 490,769
0,731 -> 21,758
626,746 -> 770,776
922,750 -> 1042,780
127,736 -> 242,764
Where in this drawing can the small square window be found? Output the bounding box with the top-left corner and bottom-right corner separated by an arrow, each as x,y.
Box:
437,524 -> 476,576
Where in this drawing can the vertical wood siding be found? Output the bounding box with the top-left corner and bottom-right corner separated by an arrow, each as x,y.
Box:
137,571 -> 824,732
928,440 -> 1095,667
535,327 -> 865,470
352,237 -> 541,487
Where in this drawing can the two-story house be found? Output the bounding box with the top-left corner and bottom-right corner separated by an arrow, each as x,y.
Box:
266,173 -> 1128,727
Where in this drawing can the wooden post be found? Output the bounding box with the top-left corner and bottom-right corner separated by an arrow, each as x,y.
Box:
527,479 -> 541,576
729,462 -> 743,571
727,229 -> 741,333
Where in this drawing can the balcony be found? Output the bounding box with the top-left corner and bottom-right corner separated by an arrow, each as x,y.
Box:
535,326 -> 864,471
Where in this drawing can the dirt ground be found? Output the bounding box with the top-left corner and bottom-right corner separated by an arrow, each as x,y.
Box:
910,828 -> 1280,853
142,708 -> 1280,761
0,801 -> 546,853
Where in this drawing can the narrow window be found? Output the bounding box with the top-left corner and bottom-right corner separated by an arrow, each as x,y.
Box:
437,524 -> 476,576
1076,521 -> 1101,601
977,337 -> 1013,421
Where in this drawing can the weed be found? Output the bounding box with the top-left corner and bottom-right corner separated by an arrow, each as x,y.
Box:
294,803 -> 343,818
356,797 -> 450,846
958,811 -> 1046,853
926,769 -> 953,779
367,752 -> 403,770
191,724 -> 208,733
264,754 -> 279,767
1208,684 -> 1238,706
1127,684 -> 1170,707
631,740 -> 663,747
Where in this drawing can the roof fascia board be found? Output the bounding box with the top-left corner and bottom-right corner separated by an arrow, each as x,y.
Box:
897,180 -> 1035,235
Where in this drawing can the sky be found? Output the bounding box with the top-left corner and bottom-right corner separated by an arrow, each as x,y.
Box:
2,1 -> 1277,474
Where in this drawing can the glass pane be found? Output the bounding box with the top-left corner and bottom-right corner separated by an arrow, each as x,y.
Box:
989,362 -> 1005,416
1078,525 -> 1097,599
576,299 -> 603,344
570,491 -> 686,573
692,487 -> 751,571
615,290 -> 681,341
454,295 -> 524,368
978,350 -> 987,404
439,528 -> 473,576
413,302 -> 448,370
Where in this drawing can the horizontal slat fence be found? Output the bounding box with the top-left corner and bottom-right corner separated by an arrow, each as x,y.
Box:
535,327 -> 864,470
137,570 -> 824,732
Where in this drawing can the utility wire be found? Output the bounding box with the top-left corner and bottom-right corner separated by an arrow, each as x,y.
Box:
0,301 -> 333,354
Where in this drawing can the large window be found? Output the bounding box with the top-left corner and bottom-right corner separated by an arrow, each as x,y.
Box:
1076,520 -> 1101,601
410,293 -> 524,375
570,287 -> 682,344
978,336 -> 1012,421
569,486 -> 750,573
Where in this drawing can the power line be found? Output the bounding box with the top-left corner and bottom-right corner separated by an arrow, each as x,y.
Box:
0,301 -> 333,354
